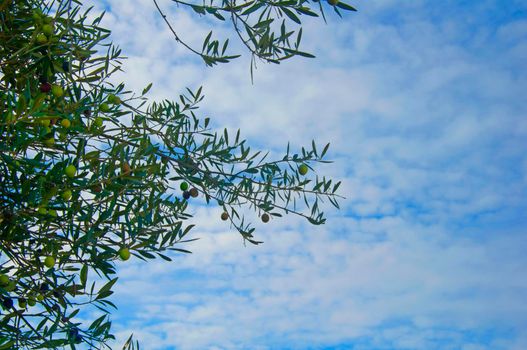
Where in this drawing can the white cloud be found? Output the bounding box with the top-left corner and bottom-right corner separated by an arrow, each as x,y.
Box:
109,218 -> 527,349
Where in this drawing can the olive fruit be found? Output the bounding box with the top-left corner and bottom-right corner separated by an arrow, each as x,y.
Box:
41,24 -> 53,36
189,188 -> 199,198
261,213 -> 270,223
4,280 -> 16,292
0,274 -> 9,287
37,207 -> 47,215
32,11 -> 42,22
118,247 -> 130,261
62,61 -> 70,73
40,82 -> 51,93
65,165 -> 76,178
121,162 -> 131,175
99,103 -> 110,113
43,137 -> 55,147
93,117 -> 103,128
60,119 -> 71,128
61,189 -> 72,201
36,33 -> 48,44
298,164 -> 309,176
51,85 -> 64,98
18,298 -> 27,309
107,94 -> 121,105
2,297 -> 13,309
92,183 -> 102,193
68,327 -> 79,339
44,256 -> 55,269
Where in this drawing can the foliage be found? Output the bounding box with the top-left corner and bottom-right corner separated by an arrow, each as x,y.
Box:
153,0 -> 356,78
0,0 -> 352,348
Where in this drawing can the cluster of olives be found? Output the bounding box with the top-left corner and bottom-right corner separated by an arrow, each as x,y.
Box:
175,163 -> 308,224
180,181 -> 199,200
33,10 -> 56,46
1,270 -> 52,313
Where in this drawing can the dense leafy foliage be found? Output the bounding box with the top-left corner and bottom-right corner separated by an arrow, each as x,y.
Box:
0,0 -> 352,348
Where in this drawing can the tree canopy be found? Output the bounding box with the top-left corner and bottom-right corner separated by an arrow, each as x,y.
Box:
0,0 -> 353,348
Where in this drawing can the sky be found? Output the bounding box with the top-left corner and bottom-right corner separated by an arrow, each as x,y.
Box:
82,0 -> 527,349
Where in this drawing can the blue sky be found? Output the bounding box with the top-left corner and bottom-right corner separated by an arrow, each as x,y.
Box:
81,0 -> 527,349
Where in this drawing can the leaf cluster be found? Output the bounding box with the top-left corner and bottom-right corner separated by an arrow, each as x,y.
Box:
154,0 -> 356,78
0,0 -> 346,348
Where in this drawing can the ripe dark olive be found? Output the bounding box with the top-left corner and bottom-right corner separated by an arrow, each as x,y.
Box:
121,162 -> 131,175
2,297 -> 13,309
62,61 -> 70,73
40,282 -> 49,291
183,191 -> 190,200
261,213 -> 270,223
68,328 -> 79,339
40,82 -> 51,93
221,212 -> 229,221
83,109 -> 91,117
189,188 -> 199,198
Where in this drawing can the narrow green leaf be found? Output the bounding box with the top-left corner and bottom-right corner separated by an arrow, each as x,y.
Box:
336,2 -> 358,11
80,264 -> 88,287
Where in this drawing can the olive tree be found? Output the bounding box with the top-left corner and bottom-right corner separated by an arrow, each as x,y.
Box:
0,0 -> 354,348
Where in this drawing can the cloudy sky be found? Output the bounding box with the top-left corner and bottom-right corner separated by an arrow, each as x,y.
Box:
84,0 -> 527,349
